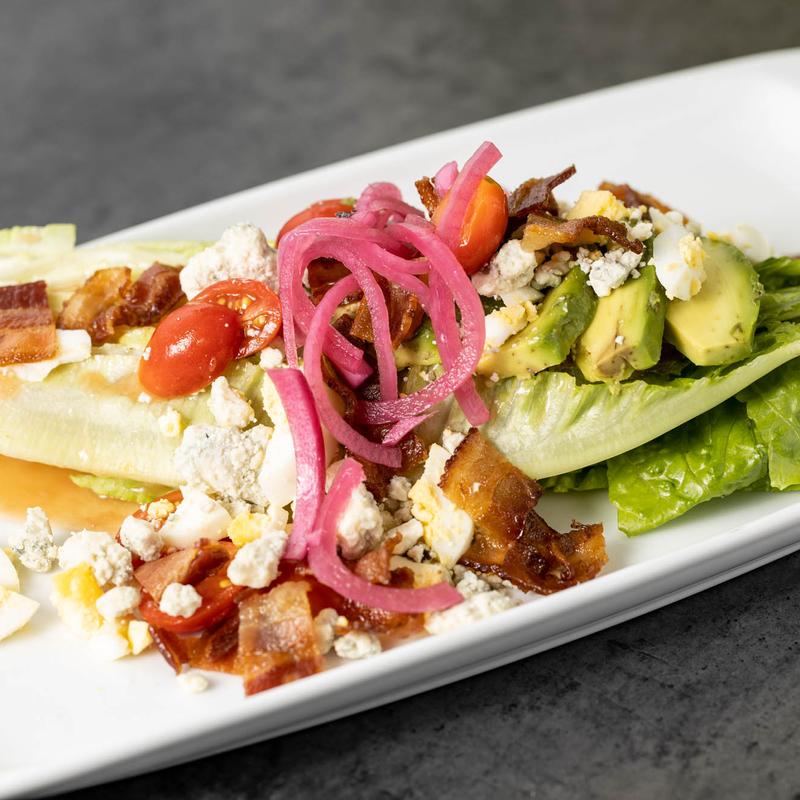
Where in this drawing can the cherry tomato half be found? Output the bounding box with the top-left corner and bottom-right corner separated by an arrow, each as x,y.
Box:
138,302 -> 242,398
433,177 -> 509,274
192,279 -> 282,358
139,564 -> 246,634
276,198 -> 354,244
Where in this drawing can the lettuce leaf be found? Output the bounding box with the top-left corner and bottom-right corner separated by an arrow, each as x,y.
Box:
539,464 -> 607,493
738,360 -> 800,490
755,257 -> 800,291
606,400 -> 767,535
759,286 -> 800,325
70,474 -> 171,503
482,323 -> 800,479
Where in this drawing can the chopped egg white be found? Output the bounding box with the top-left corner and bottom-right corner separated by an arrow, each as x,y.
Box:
159,486 -> 232,550
0,586 -> 39,641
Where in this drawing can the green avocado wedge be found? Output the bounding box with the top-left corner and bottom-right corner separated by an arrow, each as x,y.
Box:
481,322 -> 800,479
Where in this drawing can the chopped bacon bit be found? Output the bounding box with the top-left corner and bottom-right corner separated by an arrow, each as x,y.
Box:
59,263 -> 184,344
0,280 -> 57,366
134,542 -> 231,602
352,533 -> 401,586
415,177 -> 440,216
307,258 -> 360,305
349,280 -> 425,347
58,267 -> 132,343
522,213 -> 644,254
149,625 -> 187,674
598,181 -> 675,215
508,165 -> 576,219
236,581 -> 322,696
441,430 -> 607,594
183,613 -> 242,674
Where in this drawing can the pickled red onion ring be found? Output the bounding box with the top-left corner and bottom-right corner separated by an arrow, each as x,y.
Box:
433,160 -> 458,197
266,368 -> 326,561
304,275 -> 401,468
307,458 -> 462,612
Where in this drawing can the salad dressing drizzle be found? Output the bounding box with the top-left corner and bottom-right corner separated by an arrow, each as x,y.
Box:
0,455 -> 135,532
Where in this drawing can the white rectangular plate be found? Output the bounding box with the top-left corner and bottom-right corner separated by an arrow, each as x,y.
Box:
2,48 -> 800,800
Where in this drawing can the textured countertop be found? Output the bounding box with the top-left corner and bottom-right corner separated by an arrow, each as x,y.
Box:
3,1 -> 800,797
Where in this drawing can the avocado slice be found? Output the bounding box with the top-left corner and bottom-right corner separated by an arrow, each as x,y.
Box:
574,265 -> 666,382
394,319 -> 440,369
665,239 -> 761,366
477,267 -> 596,378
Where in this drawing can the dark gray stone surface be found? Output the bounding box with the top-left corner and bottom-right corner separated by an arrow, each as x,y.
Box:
2,1 -> 799,797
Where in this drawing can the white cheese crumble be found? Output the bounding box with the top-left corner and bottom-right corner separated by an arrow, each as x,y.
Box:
388,518 -> 424,555
175,424 -> 272,505
227,528 -> 288,589
157,407 -> 183,439
333,630 -> 382,660
472,239 -> 539,297
58,530 -> 133,587
258,346 -> 285,370
576,247 -> 643,297
159,486 -> 232,550
441,428 -> 465,454
159,583 -> 203,618
95,586 -> 141,621
180,223 -> 278,299
0,329 -> 91,383
176,670 -> 209,694
408,444 -> 474,569
532,250 -> 573,290
499,286 -> 543,306
314,607 -> 346,656
424,570 -> 518,635
208,376 -> 255,429
119,515 -> 163,562
337,482 -> 384,560
128,619 -> 153,655
9,507 -> 57,573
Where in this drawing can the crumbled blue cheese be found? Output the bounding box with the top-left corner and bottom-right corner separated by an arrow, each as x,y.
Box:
175,424 -> 272,505
176,670 -> 209,693
313,607 -> 347,655
208,376 -> 255,429
9,507 -> 57,573
58,530 -> 133,587
119,516 -> 163,562
159,486 -> 232,550
388,518 -> 424,554
532,250 -> 573,290
333,630 -> 382,660
258,346 -> 285,370
227,528 -> 288,589
337,483 -> 384,560
180,223 -> 278,298
472,239 -> 540,297
576,246 -> 643,297
159,583 -> 202,618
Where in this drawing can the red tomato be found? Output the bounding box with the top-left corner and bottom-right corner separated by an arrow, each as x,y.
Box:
433,177 -> 509,274
192,279 -> 282,358
276,198 -> 354,243
138,543 -> 246,634
138,302 -> 242,398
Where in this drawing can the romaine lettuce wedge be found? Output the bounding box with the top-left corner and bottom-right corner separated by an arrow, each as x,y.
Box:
606,400 -> 767,534
738,360 -> 800,490
482,323 -> 800,479
70,474 -> 172,503
755,257 -> 800,291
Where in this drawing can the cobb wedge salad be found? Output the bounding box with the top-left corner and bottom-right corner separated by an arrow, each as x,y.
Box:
1,141 -> 798,696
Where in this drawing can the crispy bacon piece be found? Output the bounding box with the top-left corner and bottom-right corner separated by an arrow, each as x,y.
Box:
236,580 -> 322,696
598,181 -> 674,215
149,625 -> 186,674
415,177 -> 439,216
352,533 -> 401,586
349,280 -> 425,347
0,281 -> 57,365
134,542 -> 231,602
440,431 -> 607,594
508,165 -> 576,219
308,259 -> 360,305
522,213 -> 644,254
183,613 -> 242,674
58,267 -> 132,343
58,263 -> 184,344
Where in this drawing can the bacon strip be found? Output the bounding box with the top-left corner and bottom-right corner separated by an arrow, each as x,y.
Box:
598,181 -> 674,215
236,581 -> 322,696
0,281 -> 57,365
415,177 -> 439,216
58,263 -> 184,344
440,431 -> 607,594
349,280 -> 425,347
508,165 -> 576,219
134,542 -> 231,602
522,213 -> 644,254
